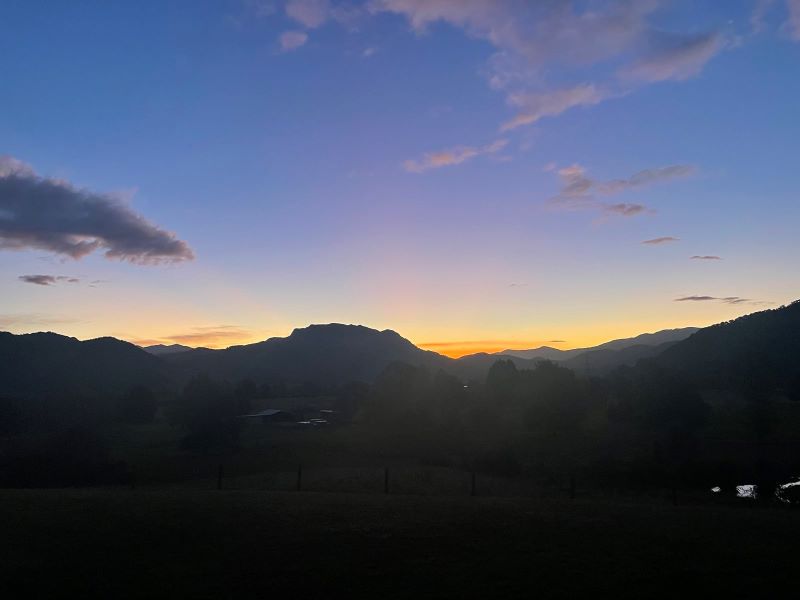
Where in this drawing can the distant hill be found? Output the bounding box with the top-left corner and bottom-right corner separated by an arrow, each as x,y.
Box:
561,341 -> 681,375
654,301 -> 800,392
0,332 -> 166,398
143,343 -> 194,356
497,327 -> 700,365
7,308 -> 785,399
162,324 -> 452,385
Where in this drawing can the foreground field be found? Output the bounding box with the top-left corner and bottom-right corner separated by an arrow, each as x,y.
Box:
2,489 -> 798,598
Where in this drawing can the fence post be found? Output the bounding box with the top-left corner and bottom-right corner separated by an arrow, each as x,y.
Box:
384,467 -> 390,494
296,464 -> 303,492
217,464 -> 224,491
471,471 -> 476,497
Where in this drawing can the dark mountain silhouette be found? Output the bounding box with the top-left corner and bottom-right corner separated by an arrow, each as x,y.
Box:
0,332 -> 166,398
497,345 -> 572,361
445,352 -> 539,381
653,301 -> 800,393
144,343 -> 194,356
497,327 -> 699,362
162,324 -> 452,385
561,341 -> 681,375
3,303 -> 795,399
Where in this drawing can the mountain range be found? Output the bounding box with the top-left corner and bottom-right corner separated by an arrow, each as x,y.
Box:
496,327 -> 699,361
1,301 -> 797,398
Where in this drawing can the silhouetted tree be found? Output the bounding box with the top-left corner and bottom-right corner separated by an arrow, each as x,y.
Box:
172,375 -> 241,453
234,379 -> 258,415
116,385 -> 158,423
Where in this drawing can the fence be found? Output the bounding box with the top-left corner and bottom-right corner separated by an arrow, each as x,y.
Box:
128,463 -> 770,507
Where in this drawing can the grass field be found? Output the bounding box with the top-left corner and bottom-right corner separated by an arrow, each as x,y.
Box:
2,489 -> 798,598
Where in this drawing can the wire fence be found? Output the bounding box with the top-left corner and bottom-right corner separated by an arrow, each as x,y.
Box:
124,462 -> 788,508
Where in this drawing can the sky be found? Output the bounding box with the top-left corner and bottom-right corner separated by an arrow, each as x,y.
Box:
1,0 -> 799,357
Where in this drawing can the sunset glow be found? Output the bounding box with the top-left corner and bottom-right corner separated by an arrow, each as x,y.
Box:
1,1 -> 798,354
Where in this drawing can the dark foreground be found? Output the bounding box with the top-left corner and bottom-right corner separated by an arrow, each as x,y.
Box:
2,490 -> 797,599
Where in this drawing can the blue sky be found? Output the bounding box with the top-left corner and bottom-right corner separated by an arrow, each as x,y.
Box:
1,0 -> 798,355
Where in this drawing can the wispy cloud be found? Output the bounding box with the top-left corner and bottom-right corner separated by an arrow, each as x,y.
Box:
403,138 -> 507,173
674,295 -> 766,305
279,30 -> 309,51
280,0 -> 365,38
0,156 -> 193,264
19,274 -> 81,286
642,237 -> 680,245
620,31 -> 724,83
603,203 -> 650,217
547,163 -> 693,217
749,0 -> 800,39
788,0 -> 800,39
0,313 -> 81,329
690,255 -> 722,260
751,0 -> 777,33
286,0 -> 330,28
500,85 -> 611,132
131,325 -> 255,349
370,0 -> 725,131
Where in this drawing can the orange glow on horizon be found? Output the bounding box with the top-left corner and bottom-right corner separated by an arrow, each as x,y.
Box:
418,339 -> 568,358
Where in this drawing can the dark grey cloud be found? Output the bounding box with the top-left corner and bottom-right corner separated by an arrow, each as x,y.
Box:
19,274 -> 80,286
642,236 -> 680,245
690,255 -> 722,260
548,163 -> 693,217
603,203 -> 649,217
675,295 -> 765,305
0,156 -> 194,264
19,274 -> 58,286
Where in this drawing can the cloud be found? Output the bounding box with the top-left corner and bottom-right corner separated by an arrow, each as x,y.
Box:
788,0 -> 800,39
620,31 -> 724,82
19,274 -> 81,286
0,156 -> 193,264
19,275 -> 58,286
751,0 -> 777,33
286,0 -> 330,28
597,165 -> 696,194
749,0 -> 800,39
370,0 -> 724,129
279,30 -> 309,51
674,295 -> 765,305
246,0 -> 278,18
642,236 -> 680,245
403,138 -> 507,172
283,0 -> 364,31
130,325 -> 254,349
501,85 -> 611,131
603,203 -> 649,217
362,46 -> 377,57
690,255 -> 722,260
0,313 -> 80,329
547,163 -> 693,216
